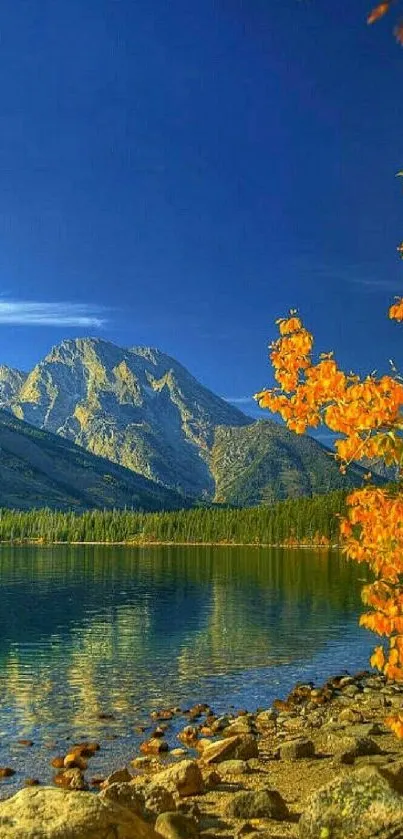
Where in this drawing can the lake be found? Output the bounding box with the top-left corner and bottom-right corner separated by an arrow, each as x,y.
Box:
0,544 -> 375,790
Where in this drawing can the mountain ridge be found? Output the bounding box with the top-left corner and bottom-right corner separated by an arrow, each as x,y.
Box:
1,337 -> 251,499
0,337 -> 374,505
211,421 -> 372,505
0,407 -> 188,511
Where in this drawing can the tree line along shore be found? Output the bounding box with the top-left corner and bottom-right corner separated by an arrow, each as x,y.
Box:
0,489 -> 348,545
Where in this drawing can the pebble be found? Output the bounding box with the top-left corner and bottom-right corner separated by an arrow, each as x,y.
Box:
50,757 -> 65,769
54,768 -> 87,790
140,737 -> 169,754
0,767 -> 15,779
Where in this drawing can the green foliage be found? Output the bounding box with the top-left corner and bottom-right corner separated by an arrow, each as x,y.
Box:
0,489 -> 348,545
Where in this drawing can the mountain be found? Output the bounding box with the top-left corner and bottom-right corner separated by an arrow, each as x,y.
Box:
0,366 -> 26,406
2,338 -> 251,499
0,408 -> 188,511
0,337 -> 373,505
211,421 -> 372,506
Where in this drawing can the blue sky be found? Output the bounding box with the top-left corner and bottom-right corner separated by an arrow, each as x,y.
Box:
0,0 -> 402,422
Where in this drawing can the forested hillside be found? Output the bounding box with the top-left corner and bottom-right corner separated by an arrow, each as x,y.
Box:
0,489 -> 347,544
0,408 -> 187,511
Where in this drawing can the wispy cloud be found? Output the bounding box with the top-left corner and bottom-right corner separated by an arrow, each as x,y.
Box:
290,257 -> 402,293
0,300 -> 107,327
223,396 -> 255,404
347,277 -> 402,292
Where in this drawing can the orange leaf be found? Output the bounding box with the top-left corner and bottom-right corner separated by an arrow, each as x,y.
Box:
367,2 -> 390,24
370,645 -> 385,671
389,298 -> 403,321
385,714 -> 403,739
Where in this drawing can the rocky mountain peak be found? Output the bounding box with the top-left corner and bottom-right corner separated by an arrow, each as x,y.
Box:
2,337 -> 251,498
0,338 -> 368,504
0,365 -> 27,408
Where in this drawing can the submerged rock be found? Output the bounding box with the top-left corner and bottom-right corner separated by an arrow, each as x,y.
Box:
140,738 -> 169,755
63,753 -> 88,771
50,756 -> 65,769
178,726 -> 199,744
151,709 -> 175,721
0,767 -> 15,778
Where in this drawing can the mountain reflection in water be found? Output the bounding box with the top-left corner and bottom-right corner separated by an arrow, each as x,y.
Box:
0,545 -> 374,750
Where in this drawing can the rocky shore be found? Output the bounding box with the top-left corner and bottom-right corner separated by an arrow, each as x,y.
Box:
0,671 -> 403,838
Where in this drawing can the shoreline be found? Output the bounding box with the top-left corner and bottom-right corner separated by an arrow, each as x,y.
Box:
0,539 -> 340,549
1,668 -> 402,837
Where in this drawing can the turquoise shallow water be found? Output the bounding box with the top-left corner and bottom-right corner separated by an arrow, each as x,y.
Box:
0,544 -> 375,792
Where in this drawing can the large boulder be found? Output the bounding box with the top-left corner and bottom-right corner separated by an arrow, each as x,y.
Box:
278,738 -> 315,761
222,718 -> 255,737
378,760 -> 403,795
218,760 -> 250,776
101,767 -> 133,787
155,811 -> 199,838
99,781 -> 146,815
143,784 -> 177,819
0,786 -> 160,839
151,760 -> 204,797
225,789 -> 289,821
100,779 -> 176,819
201,735 -> 258,764
342,723 -> 384,738
340,738 -> 383,765
299,766 -> 403,838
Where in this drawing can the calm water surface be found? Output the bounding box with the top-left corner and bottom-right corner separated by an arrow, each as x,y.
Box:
0,545 -> 375,790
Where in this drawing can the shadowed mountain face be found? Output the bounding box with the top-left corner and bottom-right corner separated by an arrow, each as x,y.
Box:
211,422 -> 371,505
0,338 -> 370,504
0,409 -> 188,511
